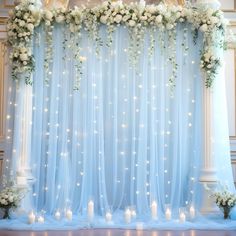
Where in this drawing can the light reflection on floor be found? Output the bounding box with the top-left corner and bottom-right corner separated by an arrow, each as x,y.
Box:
0,230 -> 235,236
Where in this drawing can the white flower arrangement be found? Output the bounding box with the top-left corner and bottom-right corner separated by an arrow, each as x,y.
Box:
0,184 -> 25,219
212,186 -> 236,219
7,0 -> 228,89
7,0 -> 42,84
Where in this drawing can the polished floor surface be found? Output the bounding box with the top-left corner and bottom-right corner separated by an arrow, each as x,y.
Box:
0,230 -> 235,236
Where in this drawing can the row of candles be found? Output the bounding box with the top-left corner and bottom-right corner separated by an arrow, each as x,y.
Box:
28,201 -> 196,224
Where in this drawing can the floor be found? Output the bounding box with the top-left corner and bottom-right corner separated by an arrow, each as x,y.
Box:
0,230 -> 235,236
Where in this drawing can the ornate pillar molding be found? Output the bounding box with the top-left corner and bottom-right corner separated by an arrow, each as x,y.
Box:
16,80 -> 34,213
195,0 -> 221,214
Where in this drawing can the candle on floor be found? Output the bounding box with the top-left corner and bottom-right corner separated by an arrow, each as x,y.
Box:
124,208 -> 131,224
54,210 -> 61,220
105,211 -> 112,223
66,209 -> 72,221
165,208 -> 171,221
88,200 -> 94,221
151,201 -> 158,220
189,206 -> 195,219
179,212 -> 186,223
131,209 -> 136,219
37,215 -> 44,224
28,211 -> 36,224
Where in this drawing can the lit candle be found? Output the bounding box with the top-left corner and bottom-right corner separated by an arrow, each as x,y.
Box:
179,212 -> 186,223
28,211 -> 36,224
151,201 -> 158,220
37,215 -> 44,224
131,209 -> 136,219
105,212 -> 112,223
66,209 -> 72,221
88,200 -> 94,221
189,206 -> 195,219
124,208 -> 131,224
165,208 -> 171,221
54,210 -> 61,220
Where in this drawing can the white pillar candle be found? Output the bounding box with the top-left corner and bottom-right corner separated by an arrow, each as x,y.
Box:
28,212 -> 36,224
131,209 -> 136,219
165,208 -> 171,221
190,206 -> 195,219
151,201 -> 158,220
105,212 -> 112,223
66,209 -> 72,221
88,200 -> 94,221
179,212 -> 186,223
37,215 -> 44,224
54,210 -> 61,220
124,209 -> 131,224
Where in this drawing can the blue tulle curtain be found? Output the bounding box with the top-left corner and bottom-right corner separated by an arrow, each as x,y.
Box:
11,23 -> 203,218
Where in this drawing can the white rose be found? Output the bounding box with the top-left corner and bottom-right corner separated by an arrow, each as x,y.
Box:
211,16 -> 219,24
207,8 -> 214,17
146,5 -> 156,14
166,23 -> 173,30
155,15 -> 162,23
164,12 -> 171,19
9,196 -> 13,203
19,20 -> 26,27
55,15 -> 65,23
28,5 -> 35,12
176,12 -> 181,19
27,23 -> 34,32
45,10 -> 53,21
20,53 -> 28,61
128,20 -> 136,27
100,15 -> 108,24
123,15 -> 130,22
114,14 -> 122,24
200,24 -> 208,32
140,15 -> 147,21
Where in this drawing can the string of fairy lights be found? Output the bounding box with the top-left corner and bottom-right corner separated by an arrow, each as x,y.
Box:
3,22 -> 201,225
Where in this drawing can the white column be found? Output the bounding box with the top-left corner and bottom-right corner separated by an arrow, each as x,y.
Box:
16,80 -> 34,213
196,0 -> 221,214
199,86 -> 218,214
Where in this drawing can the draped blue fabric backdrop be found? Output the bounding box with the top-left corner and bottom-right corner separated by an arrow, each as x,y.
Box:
28,24 -> 203,215
2,23 -> 235,229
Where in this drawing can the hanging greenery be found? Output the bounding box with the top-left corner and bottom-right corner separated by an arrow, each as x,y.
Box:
7,0 -> 227,89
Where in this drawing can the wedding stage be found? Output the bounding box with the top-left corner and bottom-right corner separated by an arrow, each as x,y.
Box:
1,0 -> 236,232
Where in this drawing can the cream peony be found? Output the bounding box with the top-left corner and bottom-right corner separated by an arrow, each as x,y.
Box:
100,15 -> 108,24
114,14 -> 122,24
200,24 -> 208,32
155,15 -> 162,23
128,20 -> 136,27
56,15 -> 65,23
20,53 -> 28,61
27,23 -> 34,32
45,10 -> 53,21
